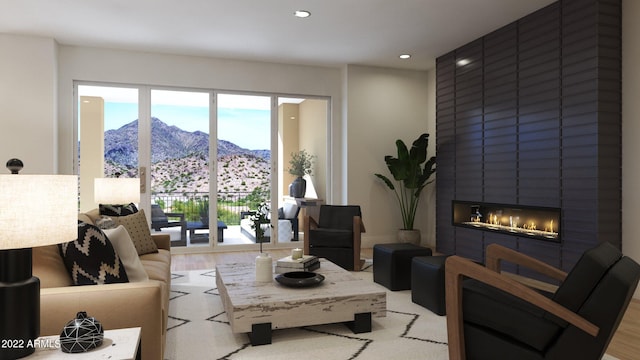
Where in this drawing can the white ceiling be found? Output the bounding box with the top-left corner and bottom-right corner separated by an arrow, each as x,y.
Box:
0,0 -> 556,71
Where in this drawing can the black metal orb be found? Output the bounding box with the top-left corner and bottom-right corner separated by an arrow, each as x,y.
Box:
6,158 -> 23,174
60,311 -> 104,353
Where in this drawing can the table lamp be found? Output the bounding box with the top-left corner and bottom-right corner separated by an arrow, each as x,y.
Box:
94,177 -> 140,205
0,159 -> 77,359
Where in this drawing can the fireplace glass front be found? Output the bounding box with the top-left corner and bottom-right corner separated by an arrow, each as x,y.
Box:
452,201 -> 561,242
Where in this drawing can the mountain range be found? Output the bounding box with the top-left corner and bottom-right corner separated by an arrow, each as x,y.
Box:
102,117 -> 271,194
104,117 -> 269,166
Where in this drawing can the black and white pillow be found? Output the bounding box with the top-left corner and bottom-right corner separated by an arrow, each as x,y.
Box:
58,221 -> 129,285
99,203 -> 138,217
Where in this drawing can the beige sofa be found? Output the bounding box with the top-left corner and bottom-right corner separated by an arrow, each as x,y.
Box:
32,209 -> 171,360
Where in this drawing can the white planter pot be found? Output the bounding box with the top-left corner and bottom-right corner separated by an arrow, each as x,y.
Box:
397,229 -> 421,245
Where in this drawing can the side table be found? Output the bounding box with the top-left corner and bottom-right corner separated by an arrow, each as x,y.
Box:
26,327 -> 141,359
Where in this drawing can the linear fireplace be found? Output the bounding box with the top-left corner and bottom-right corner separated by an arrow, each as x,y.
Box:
452,201 -> 561,242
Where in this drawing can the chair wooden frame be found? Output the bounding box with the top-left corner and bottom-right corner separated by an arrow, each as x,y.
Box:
445,244 -> 599,360
303,213 -> 366,271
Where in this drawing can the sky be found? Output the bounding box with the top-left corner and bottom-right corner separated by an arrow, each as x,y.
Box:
80,86 -> 272,150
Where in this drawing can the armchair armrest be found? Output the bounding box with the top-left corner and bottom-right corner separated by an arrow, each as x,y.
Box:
445,255 -> 599,360
303,215 -> 319,255
164,212 -> 185,221
486,243 -> 567,282
353,216 -> 364,271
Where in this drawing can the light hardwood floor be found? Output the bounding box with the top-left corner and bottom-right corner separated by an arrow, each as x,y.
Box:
171,248 -> 640,360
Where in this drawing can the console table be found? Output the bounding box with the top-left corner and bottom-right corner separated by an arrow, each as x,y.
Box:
26,327 -> 141,359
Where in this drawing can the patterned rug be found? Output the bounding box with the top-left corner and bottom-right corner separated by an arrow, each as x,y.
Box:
164,261 -> 449,360
164,263 -> 621,360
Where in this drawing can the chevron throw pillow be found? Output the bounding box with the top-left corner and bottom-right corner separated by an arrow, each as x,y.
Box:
58,221 -> 129,285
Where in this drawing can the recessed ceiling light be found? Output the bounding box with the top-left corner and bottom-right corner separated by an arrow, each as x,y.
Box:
399,54 -> 411,59
294,10 -> 311,18
456,59 -> 471,66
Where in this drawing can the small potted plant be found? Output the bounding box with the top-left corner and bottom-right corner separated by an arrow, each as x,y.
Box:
250,202 -> 270,246
375,133 -> 436,244
250,202 -> 272,282
288,149 -> 315,198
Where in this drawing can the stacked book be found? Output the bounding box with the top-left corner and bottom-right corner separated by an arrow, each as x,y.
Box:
275,255 -> 320,274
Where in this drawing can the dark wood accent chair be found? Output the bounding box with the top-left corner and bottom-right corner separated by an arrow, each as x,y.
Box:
303,205 -> 365,271
445,242 -> 640,360
150,204 -> 186,242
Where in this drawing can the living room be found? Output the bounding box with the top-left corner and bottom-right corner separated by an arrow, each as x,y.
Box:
1,0 -> 640,359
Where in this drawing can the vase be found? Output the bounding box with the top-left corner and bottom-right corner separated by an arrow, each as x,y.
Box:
288,176 -> 306,198
397,229 -> 421,245
255,253 -> 273,282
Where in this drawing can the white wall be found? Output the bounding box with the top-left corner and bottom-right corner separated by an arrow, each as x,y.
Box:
622,0 -> 640,298
0,34 -> 58,174
56,46 -> 344,188
53,46 -> 433,248
343,65 -> 434,248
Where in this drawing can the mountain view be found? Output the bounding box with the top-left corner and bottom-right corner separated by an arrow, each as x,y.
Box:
103,117 -> 270,195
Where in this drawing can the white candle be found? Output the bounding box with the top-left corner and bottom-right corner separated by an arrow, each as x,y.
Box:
292,248 -> 303,260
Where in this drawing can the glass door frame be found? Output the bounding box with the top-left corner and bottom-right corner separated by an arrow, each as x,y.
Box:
74,81 -> 331,254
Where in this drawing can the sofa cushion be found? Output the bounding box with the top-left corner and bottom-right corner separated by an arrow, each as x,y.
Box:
77,213 -> 94,225
58,221 -> 129,285
112,209 -> 158,255
33,244 -> 73,288
99,203 -> 138,216
283,202 -> 298,219
103,225 -> 149,282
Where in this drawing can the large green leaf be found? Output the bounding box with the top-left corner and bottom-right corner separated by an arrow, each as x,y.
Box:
409,133 -> 429,165
374,173 -> 395,190
375,133 -> 436,230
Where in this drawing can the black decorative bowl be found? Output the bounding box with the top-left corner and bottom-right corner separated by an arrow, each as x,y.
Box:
275,271 -> 325,288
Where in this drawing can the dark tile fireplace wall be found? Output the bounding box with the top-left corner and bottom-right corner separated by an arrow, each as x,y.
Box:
435,0 -> 621,275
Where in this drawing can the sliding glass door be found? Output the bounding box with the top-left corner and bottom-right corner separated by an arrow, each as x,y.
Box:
76,82 -> 329,252
150,89 -> 211,246
216,93 -> 272,246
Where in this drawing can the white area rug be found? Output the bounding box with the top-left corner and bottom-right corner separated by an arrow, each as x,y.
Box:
165,262 -> 448,359
165,263 -> 620,360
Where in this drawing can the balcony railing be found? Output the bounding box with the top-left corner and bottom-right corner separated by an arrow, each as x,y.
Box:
151,191 -> 266,226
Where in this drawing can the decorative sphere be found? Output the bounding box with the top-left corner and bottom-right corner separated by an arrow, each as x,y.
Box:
6,158 -> 23,174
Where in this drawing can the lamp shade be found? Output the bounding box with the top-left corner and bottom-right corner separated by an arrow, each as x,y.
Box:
0,174 -> 77,250
94,177 -> 140,205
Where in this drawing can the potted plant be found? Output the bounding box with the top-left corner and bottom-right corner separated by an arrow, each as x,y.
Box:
288,149 -> 315,198
375,133 -> 436,244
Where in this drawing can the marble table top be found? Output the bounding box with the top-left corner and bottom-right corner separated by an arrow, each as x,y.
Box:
216,258 -> 386,333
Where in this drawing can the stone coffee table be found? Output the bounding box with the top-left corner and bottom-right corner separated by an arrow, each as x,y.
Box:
215,258 -> 386,345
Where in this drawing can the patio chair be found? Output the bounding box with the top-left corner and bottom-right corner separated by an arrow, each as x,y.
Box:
279,202 -> 300,241
150,204 -> 186,241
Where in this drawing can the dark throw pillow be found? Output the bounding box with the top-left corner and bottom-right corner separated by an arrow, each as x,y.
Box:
58,221 -> 129,285
99,203 -> 139,217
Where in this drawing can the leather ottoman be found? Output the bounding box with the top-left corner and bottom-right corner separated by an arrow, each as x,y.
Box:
411,255 -> 449,315
373,243 -> 432,291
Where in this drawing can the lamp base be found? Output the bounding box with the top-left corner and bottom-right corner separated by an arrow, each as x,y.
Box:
0,249 -> 39,360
